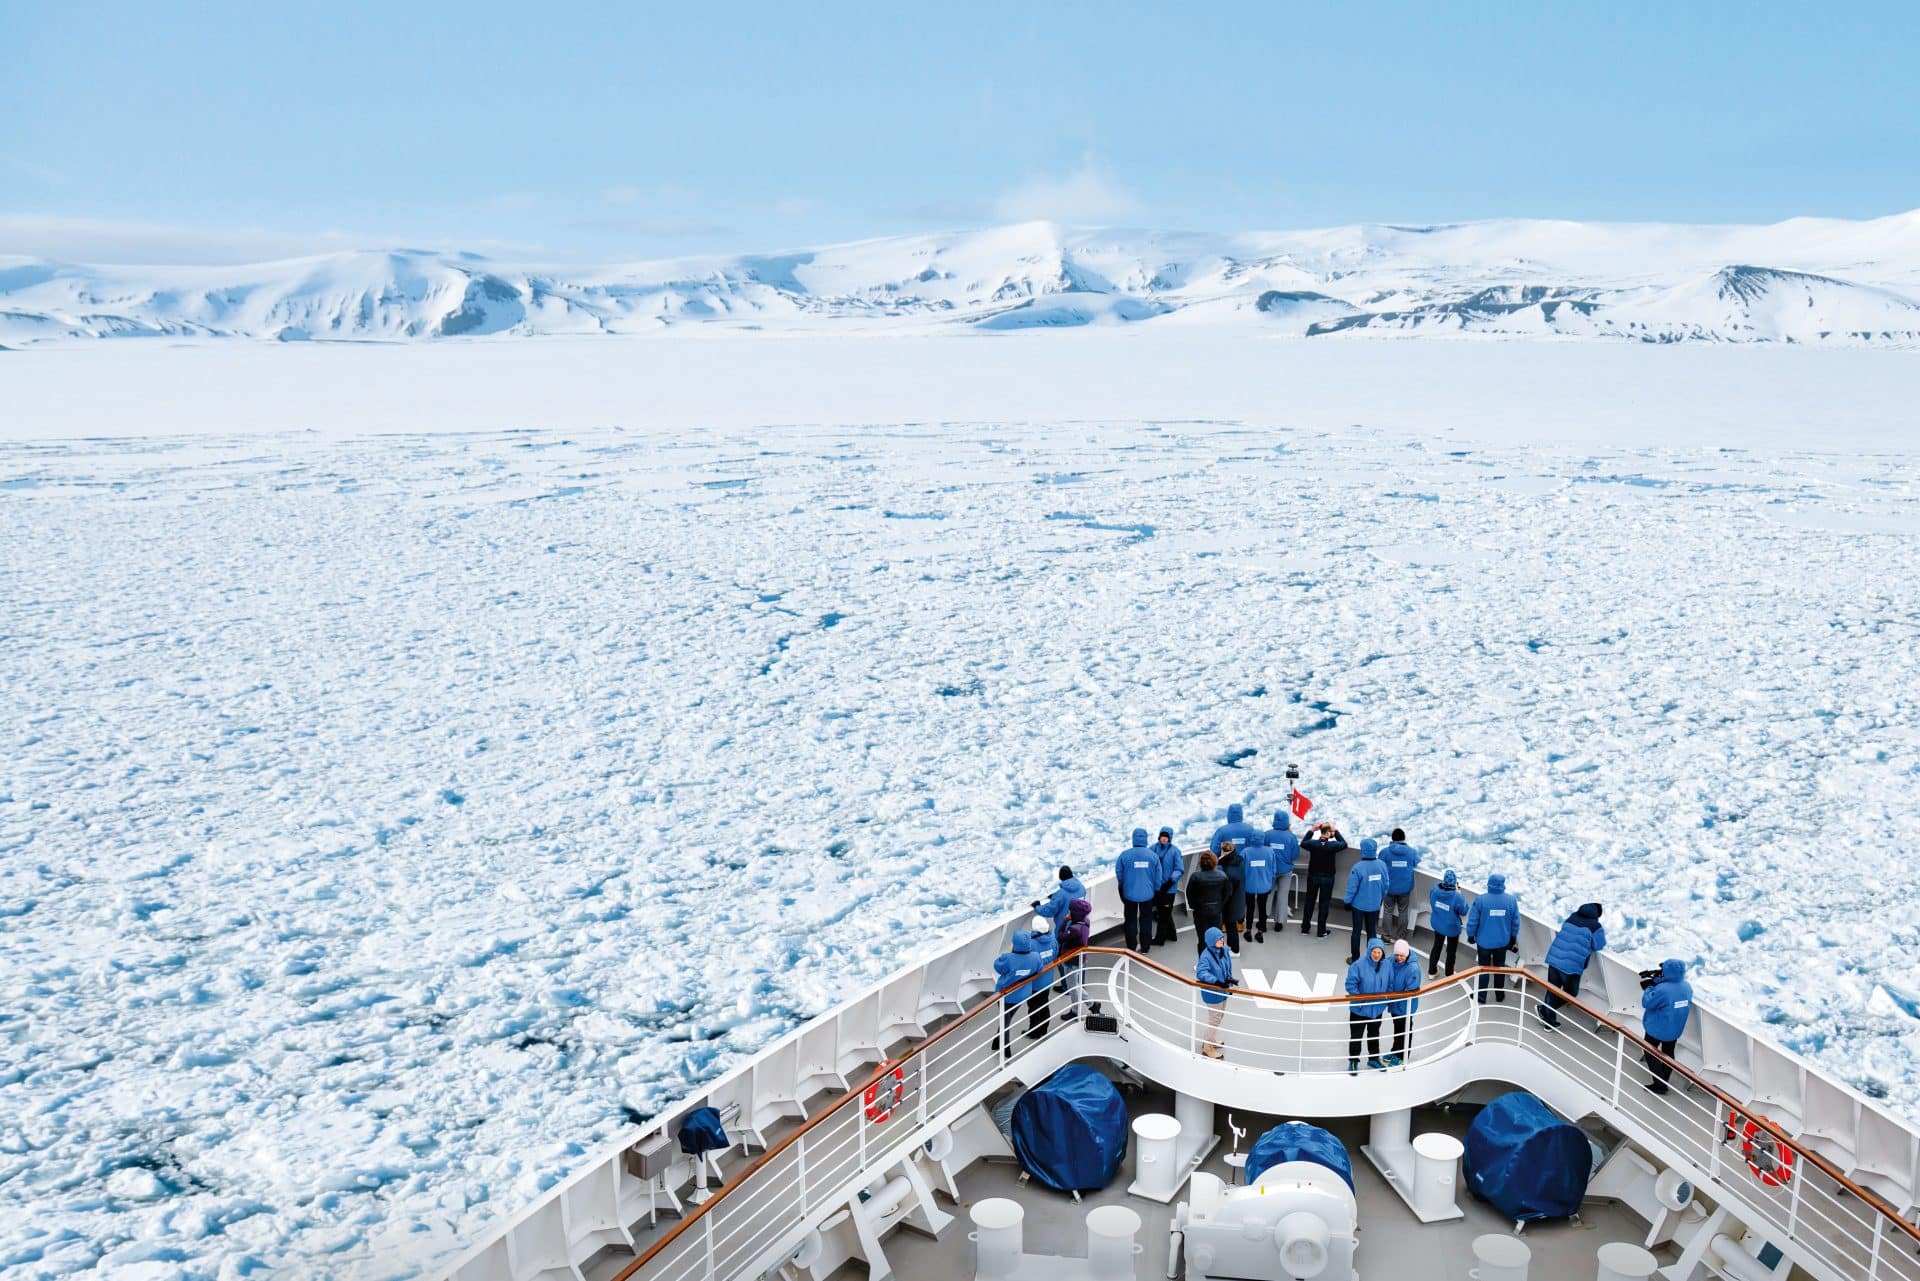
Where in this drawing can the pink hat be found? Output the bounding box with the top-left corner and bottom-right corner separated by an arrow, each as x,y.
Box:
1393,939 -> 1411,960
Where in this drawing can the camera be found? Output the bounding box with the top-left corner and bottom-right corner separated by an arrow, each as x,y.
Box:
1638,967 -> 1664,990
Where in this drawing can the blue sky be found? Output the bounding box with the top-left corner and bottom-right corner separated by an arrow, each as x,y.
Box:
3,1 -> 1917,263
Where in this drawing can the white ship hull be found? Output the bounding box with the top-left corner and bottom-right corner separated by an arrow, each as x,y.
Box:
439,850 -> 1920,1281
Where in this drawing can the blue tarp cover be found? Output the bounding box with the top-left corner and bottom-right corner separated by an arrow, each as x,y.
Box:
1245,1121 -> 1354,1189
1462,1091 -> 1592,1221
1009,1064 -> 1129,1192
678,1106 -> 728,1156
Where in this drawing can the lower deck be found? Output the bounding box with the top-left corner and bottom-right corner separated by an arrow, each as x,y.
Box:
857,1087 -> 1675,1280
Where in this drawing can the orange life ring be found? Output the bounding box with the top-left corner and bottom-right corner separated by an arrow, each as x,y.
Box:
1726,1110 -> 1795,1187
864,1062 -> 906,1124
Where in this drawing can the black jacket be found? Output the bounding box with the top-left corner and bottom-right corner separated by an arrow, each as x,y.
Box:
1186,865 -> 1233,920
1301,830 -> 1348,879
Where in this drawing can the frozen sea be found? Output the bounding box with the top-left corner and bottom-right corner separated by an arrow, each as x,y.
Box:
3,336 -> 1919,1278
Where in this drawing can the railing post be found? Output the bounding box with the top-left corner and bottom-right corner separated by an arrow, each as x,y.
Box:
1190,982 -> 1200,1056
701,1210 -> 717,1281
1608,1016 -> 1627,1107
916,1055 -> 929,1128
1785,1147 -> 1804,1238
797,1128 -> 810,1209
1869,1212 -> 1885,1279
857,1092 -> 868,1175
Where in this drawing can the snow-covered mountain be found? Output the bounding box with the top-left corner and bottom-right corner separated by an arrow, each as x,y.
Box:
6,211 -> 1920,347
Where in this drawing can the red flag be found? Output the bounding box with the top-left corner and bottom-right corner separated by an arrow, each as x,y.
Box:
1290,789 -> 1313,820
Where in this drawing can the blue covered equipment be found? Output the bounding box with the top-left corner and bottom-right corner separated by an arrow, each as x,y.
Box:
1463,1091 -> 1592,1221
678,1106 -> 728,1156
1009,1064 -> 1130,1192
1245,1121 -> 1354,1190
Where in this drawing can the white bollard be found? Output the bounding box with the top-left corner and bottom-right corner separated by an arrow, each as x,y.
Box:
1370,1108 -> 1412,1158
1595,1242 -> 1659,1281
1130,1114 -> 1182,1201
1411,1132 -> 1465,1220
1085,1204 -> 1143,1280
969,1198 -> 1024,1281
1469,1233 -> 1531,1281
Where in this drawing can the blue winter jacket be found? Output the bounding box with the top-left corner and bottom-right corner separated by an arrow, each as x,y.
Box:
1544,903 -> 1607,976
1345,940 -> 1394,1019
1196,927 -> 1235,1006
1641,959 -> 1694,1042
1343,840 -> 1388,912
1388,954 -> 1423,1016
994,932 -> 1042,1006
1025,927 -> 1057,992
1381,841 -> 1421,895
1209,803 -> 1259,855
1117,829 -> 1161,902
1464,873 -> 1520,950
1241,831 -> 1278,894
1266,813 -> 1301,872
1037,876 -> 1087,930
1152,835 -> 1183,892
1429,873 -> 1469,938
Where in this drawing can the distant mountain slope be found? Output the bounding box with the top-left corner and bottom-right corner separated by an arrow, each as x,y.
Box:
5,211 -> 1920,346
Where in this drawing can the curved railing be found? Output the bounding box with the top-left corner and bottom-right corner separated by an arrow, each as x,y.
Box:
607,947 -> 1920,1281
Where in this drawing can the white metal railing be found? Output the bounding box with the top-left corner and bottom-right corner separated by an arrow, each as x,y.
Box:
444,845 -> 1920,1281
609,949 -> 1920,1281
610,957 -> 1105,1281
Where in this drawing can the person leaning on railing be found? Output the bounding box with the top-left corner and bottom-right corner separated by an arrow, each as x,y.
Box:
1640,959 -> 1694,1094
1345,937 -> 1394,1072
1386,939 -> 1422,1067
1537,902 -> 1606,1029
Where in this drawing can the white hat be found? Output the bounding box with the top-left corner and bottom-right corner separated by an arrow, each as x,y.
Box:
1030,915 -> 1051,934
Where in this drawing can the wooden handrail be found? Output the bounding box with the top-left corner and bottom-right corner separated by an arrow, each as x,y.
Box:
611,947 -> 1920,1279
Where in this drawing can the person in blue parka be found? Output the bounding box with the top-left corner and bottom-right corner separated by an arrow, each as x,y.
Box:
1265,812 -> 1301,928
1385,938 -> 1422,1067
1116,828 -> 1161,955
1209,803 -> 1258,855
1343,838 -> 1388,963
1538,902 -> 1606,1028
992,930 -> 1042,1055
1151,828 -> 1183,946
1345,937 -> 1393,1071
1218,840 -> 1247,954
1023,916 -> 1057,1036
1379,827 -> 1421,942
1241,830 -> 1278,943
1640,959 -> 1694,1094
1196,926 -> 1235,1058
1464,872 -> 1520,1004
1427,870 -> 1469,977
1032,866 -> 1085,933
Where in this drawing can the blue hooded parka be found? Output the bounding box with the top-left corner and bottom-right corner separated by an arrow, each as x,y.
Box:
1241,830 -> 1278,895
1381,839 -> 1421,895
1428,871 -> 1469,938
1544,903 -> 1607,976
1266,812 -> 1301,871
1345,938 -> 1394,1019
1209,804 -> 1258,855
1037,874 -> 1087,930
994,932 -> 1041,1006
1388,951 -> 1423,1016
1152,831 -> 1183,893
1196,927 -> 1235,1005
1464,873 -> 1519,950
1026,923 -> 1058,990
1344,839 -> 1388,912
1117,829 -> 1160,902
1641,959 -> 1694,1042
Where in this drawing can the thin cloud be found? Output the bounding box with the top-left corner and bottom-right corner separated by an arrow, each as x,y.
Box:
991,158 -> 1141,224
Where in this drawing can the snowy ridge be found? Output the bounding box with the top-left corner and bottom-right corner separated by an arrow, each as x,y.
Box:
6,210 -> 1920,346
